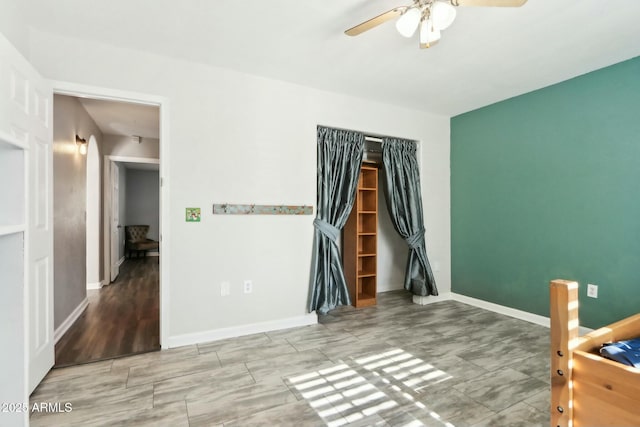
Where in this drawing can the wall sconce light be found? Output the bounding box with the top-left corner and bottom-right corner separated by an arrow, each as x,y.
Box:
75,135 -> 87,155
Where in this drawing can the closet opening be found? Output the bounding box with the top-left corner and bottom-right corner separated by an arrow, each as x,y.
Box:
310,125 -> 437,314
341,135 -> 406,308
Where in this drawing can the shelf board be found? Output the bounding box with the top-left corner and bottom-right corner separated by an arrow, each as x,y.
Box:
358,272 -> 376,278
0,130 -> 27,150
0,224 -> 26,237
345,163 -> 378,310
355,293 -> 377,308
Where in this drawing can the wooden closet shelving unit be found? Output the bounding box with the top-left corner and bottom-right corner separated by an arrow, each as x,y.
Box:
343,162 -> 378,308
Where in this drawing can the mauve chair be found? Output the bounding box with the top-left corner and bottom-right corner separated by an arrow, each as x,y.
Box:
124,225 -> 159,260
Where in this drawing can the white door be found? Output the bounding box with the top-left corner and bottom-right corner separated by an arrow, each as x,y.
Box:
110,161 -> 120,281
86,136 -> 100,288
27,63 -> 54,394
0,34 -> 55,395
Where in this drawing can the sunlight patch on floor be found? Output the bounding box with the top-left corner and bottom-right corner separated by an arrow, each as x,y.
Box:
286,348 -> 456,426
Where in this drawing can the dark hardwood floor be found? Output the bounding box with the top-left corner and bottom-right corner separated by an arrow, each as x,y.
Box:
54,258 -> 160,367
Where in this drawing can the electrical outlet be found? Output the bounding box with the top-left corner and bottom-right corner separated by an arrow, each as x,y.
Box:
587,283 -> 598,298
244,280 -> 253,294
220,281 -> 230,296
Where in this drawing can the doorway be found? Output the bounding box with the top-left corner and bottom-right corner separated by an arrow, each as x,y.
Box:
51,86 -> 168,366
105,157 -> 160,282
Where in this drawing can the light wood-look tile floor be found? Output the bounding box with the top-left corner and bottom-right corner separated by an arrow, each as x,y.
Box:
30,291 -> 550,426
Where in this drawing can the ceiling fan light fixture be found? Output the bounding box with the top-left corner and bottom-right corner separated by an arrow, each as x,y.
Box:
431,1 -> 457,30
344,0 -> 527,50
420,19 -> 441,44
396,7 -> 422,37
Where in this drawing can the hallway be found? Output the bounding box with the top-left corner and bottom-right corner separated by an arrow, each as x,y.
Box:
55,258 -> 160,367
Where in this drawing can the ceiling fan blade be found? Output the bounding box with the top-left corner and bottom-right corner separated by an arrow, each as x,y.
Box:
345,7 -> 408,36
452,0 -> 527,6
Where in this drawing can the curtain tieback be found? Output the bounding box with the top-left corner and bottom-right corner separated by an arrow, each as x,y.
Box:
314,218 -> 340,242
406,229 -> 425,249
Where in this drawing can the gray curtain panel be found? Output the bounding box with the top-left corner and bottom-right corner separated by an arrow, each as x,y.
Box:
382,138 -> 438,296
309,126 -> 364,314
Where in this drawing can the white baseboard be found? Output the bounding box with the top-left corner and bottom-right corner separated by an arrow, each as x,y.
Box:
117,256 -> 125,267
54,297 -> 89,343
167,313 -> 318,348
412,292 -> 452,305
167,292 -> 593,350
86,281 -> 103,290
147,251 -> 159,257
450,292 -> 593,335
451,293 -> 549,328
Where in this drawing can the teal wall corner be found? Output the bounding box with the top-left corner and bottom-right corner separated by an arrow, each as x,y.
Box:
451,56 -> 640,329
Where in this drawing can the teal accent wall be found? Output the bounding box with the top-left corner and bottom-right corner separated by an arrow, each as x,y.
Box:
451,57 -> 640,329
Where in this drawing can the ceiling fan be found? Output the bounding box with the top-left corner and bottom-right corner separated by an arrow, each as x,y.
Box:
345,0 -> 527,49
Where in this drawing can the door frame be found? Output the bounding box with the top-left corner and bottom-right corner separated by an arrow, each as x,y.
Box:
52,80 -> 171,349
108,159 -> 121,282
104,156 -> 160,282
86,135 -> 101,289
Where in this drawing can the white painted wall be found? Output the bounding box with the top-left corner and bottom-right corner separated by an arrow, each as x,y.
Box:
28,29 -> 451,341
0,233 -> 25,427
125,169 -> 160,241
0,0 -> 29,57
377,169 -> 410,293
419,116 -> 450,295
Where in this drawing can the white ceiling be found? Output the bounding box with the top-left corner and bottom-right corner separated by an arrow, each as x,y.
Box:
31,0 -> 640,116
78,98 -> 159,139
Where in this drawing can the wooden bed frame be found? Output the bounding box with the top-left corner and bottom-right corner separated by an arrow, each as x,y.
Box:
550,279 -> 640,426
